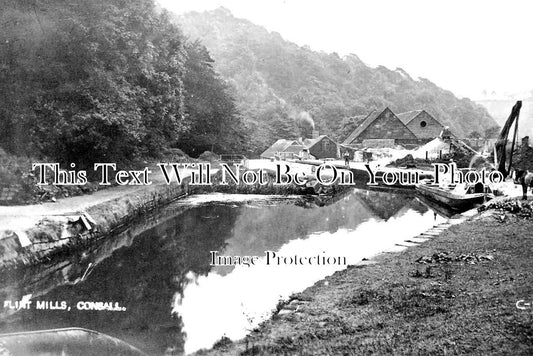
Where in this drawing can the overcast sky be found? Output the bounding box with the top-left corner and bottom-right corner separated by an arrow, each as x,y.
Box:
158,0 -> 532,100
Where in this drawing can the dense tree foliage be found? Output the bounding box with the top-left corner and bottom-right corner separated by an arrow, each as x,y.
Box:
0,0 -> 245,166
0,3 -> 501,164
178,8 -> 499,155
484,126 -> 502,138
178,40 -> 248,156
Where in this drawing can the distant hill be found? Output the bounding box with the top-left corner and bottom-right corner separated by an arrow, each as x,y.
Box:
176,7 -> 498,154
476,94 -> 533,139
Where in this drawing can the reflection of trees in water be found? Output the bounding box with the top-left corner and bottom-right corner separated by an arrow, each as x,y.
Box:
215,190 -> 429,274
0,249 -> 87,303
406,196 -> 429,216
0,205 -> 240,356
220,193 -> 380,260
0,193 -> 431,354
0,204 -> 196,308
352,189 -> 427,220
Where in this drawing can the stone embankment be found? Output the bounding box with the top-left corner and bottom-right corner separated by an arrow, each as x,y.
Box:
0,166 -> 346,269
0,179 -> 191,269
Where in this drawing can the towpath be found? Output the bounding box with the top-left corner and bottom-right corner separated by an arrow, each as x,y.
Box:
0,166 -> 180,231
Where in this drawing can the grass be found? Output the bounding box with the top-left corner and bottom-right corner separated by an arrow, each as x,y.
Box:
194,205 -> 533,355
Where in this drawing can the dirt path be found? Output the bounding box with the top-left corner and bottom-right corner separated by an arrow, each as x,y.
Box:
0,167 -> 178,231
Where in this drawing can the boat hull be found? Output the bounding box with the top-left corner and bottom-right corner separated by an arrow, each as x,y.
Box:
415,184 -> 489,212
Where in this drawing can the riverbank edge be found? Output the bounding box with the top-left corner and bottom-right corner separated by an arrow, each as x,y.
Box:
0,169 -> 345,269
194,200 -> 533,355
0,178 -> 197,269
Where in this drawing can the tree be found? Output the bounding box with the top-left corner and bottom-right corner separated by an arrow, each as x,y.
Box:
468,131 -> 482,139
0,0 -> 189,168
178,40 -> 249,156
484,126 -> 501,138
178,8 -> 500,146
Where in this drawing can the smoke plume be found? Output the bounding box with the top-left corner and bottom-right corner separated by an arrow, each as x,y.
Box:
298,111 -> 315,130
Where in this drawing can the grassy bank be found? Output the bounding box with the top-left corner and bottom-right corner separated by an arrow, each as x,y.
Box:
196,204 -> 533,355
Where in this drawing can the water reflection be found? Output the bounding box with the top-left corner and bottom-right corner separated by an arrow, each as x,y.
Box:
1,203 -> 241,355
414,193 -> 461,219
174,191 -> 444,353
0,190 -> 446,355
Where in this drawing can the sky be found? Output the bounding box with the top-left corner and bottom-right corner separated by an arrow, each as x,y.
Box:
158,0 -> 533,100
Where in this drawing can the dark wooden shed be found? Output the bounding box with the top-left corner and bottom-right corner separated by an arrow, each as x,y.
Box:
342,108 -> 417,146
397,110 -> 445,143
303,135 -> 337,159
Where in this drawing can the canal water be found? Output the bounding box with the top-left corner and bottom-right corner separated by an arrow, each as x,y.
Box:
0,189 -> 445,355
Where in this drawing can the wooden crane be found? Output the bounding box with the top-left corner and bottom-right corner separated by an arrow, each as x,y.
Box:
494,100 -> 522,177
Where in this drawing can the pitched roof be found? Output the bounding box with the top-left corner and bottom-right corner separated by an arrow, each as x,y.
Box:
303,135 -> 330,148
396,110 -> 424,125
283,144 -> 305,154
260,139 -> 302,158
342,109 -> 383,145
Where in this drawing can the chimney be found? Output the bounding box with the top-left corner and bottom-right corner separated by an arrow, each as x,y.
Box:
312,129 -> 319,139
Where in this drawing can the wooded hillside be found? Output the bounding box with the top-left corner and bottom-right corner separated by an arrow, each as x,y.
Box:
177,7 -> 498,155
0,0 -> 246,165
